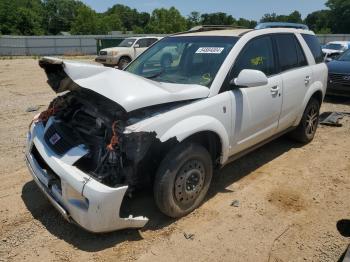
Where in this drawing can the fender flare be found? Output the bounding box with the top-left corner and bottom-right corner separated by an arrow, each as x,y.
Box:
118,55 -> 132,63
159,115 -> 230,163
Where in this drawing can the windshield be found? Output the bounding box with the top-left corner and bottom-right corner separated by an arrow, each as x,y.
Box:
118,38 -> 136,47
338,49 -> 350,61
324,43 -> 346,51
125,36 -> 239,87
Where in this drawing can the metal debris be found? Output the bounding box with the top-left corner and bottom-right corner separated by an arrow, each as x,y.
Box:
184,233 -> 195,240
231,200 -> 240,207
26,105 -> 40,112
319,112 -> 345,127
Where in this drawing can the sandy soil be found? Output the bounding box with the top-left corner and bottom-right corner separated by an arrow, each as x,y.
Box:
0,58 -> 349,262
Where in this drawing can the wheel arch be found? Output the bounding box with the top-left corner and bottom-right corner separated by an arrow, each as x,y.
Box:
294,85 -> 324,126
159,115 -> 230,164
119,55 -> 132,62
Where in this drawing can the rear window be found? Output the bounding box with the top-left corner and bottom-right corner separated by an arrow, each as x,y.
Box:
302,34 -> 324,63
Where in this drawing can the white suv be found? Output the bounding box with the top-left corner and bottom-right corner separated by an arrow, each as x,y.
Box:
26,24 -> 327,232
95,36 -> 162,68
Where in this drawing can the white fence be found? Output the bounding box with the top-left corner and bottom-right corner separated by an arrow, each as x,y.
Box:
317,34 -> 350,44
0,34 -> 162,56
0,34 -> 350,56
0,35 -> 102,56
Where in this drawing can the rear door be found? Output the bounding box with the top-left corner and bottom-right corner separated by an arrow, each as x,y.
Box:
228,35 -> 283,154
273,33 -> 313,132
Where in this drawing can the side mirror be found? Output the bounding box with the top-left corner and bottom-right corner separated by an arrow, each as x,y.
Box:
230,69 -> 268,88
134,44 -> 140,48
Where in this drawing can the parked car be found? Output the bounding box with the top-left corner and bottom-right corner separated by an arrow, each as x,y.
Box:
95,36 -> 162,68
327,49 -> 350,96
26,23 -> 327,233
323,41 -> 350,61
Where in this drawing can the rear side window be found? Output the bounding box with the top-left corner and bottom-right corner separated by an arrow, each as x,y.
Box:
232,36 -> 276,77
275,34 -> 299,71
274,34 -> 308,72
148,38 -> 159,46
302,34 -> 324,63
136,39 -> 149,48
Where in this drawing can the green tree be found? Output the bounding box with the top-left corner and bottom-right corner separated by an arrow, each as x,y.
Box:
15,7 -> 44,35
304,10 -> 331,33
42,0 -> 85,35
236,18 -> 257,29
105,4 -> 149,32
145,7 -> 187,33
187,11 -> 201,28
326,0 -> 350,33
70,5 -> 98,34
260,11 -> 302,23
0,0 -> 44,35
97,13 -> 123,34
201,12 -> 236,25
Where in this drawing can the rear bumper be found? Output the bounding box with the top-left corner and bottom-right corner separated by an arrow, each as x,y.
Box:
25,120 -> 148,233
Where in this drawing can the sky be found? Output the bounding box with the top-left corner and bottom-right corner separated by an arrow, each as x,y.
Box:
81,0 -> 328,20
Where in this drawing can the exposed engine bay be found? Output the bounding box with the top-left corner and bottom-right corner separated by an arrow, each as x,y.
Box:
39,89 -> 171,192
35,57 -> 200,195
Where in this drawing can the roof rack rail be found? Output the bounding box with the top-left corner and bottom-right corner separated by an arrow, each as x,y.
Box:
255,22 -> 309,30
188,25 -> 247,32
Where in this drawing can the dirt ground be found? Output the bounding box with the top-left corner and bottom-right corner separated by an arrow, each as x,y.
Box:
0,58 -> 349,262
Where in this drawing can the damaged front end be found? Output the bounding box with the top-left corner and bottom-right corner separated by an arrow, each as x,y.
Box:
25,57 -> 191,232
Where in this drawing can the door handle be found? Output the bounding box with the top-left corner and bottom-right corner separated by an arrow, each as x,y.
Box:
305,76 -> 311,85
270,85 -> 279,95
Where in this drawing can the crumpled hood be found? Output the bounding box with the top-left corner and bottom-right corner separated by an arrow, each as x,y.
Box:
39,57 -> 210,112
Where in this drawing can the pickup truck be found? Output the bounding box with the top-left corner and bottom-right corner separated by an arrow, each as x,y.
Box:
95,36 -> 162,68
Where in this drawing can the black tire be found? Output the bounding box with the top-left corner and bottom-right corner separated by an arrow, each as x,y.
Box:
289,98 -> 320,143
118,57 -> 131,69
154,142 -> 213,218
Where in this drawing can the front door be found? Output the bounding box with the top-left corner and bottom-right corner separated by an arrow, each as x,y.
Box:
228,36 -> 283,155
134,39 -> 149,57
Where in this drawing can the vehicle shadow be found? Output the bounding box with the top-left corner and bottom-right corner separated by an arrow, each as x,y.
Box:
21,135 -> 302,252
207,136 -> 302,199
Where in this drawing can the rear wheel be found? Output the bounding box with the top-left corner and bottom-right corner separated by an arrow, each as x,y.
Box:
154,143 -> 213,218
289,98 -> 320,143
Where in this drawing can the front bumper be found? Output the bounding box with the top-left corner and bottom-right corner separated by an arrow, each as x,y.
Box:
327,82 -> 350,97
25,120 -> 148,233
95,55 -> 120,65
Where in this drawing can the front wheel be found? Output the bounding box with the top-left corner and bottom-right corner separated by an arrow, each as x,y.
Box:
118,57 -> 131,69
154,143 -> 213,218
289,98 -> 320,143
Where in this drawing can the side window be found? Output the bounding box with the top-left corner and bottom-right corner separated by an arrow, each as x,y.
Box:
274,34 -> 307,72
301,34 -> 324,63
231,36 -> 276,78
147,38 -> 158,46
136,39 -> 149,48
